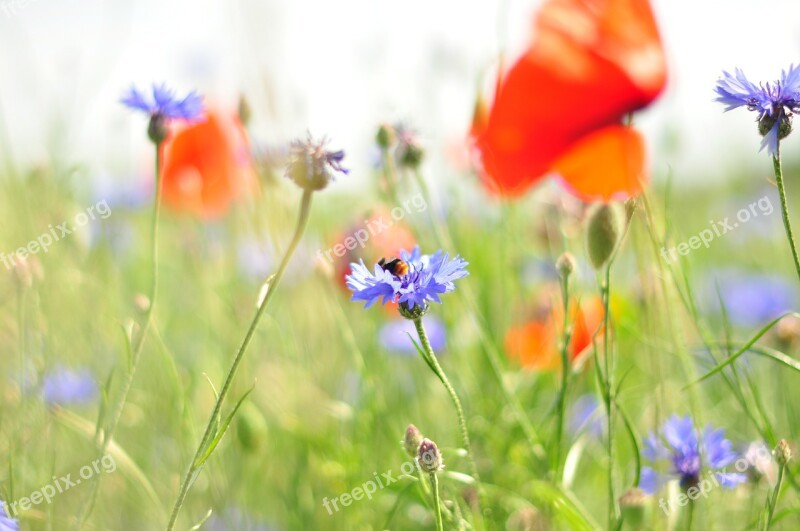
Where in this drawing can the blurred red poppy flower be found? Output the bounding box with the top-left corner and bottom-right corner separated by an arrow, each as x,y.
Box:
160,110 -> 256,218
504,295 -> 605,371
473,0 -> 667,201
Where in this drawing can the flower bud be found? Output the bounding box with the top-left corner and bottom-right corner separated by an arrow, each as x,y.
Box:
585,203 -> 624,270
759,114 -> 792,142
619,488 -> 648,529
236,402 -> 269,453
555,252 -> 576,280
403,424 -> 424,458
775,439 -> 793,467
238,95 -> 252,127
376,123 -> 396,150
417,438 -> 443,473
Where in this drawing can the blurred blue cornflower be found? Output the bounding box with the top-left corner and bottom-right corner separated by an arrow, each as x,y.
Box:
42,367 -> 97,406
568,394 -> 604,439
0,500 -> 19,530
703,270 -> 798,327
346,246 -> 468,311
714,65 -> 800,155
379,316 -> 447,355
121,83 -> 204,121
641,415 -> 746,494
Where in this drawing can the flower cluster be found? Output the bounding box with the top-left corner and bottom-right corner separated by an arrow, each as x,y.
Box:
715,65 -> 800,155
641,415 -> 746,494
346,247 -> 468,315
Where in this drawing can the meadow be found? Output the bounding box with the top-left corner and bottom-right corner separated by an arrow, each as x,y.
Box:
2,1 -> 800,530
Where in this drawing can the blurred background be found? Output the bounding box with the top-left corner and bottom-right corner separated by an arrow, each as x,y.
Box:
2,0 -> 800,191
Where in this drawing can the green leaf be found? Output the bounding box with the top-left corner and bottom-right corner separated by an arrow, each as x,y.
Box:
194,386 -> 255,468
529,481 -> 600,530
686,312 -> 800,388
189,509 -> 213,530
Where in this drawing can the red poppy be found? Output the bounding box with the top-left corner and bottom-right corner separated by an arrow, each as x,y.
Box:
160,110 -> 256,218
474,0 -> 666,201
504,295 -> 605,371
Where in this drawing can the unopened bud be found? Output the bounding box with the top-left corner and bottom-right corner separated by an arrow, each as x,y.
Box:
585,203 -> 624,269
417,438 -> 443,473
236,402 -> 269,453
376,123 -> 396,150
555,252 -> 576,280
619,487 -> 648,529
775,439 -> 793,467
403,424 -> 424,457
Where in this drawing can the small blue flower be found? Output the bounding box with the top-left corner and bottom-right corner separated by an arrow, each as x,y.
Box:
42,367 -> 97,406
702,270 -> 798,327
714,66 -> 800,155
0,500 -> 19,531
121,83 -> 204,121
346,246 -> 468,310
641,415 -> 746,494
379,317 -> 447,355
568,394 -> 604,439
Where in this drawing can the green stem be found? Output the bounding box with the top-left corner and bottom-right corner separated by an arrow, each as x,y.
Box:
772,153 -> 800,284
553,274 -> 572,480
601,265 -> 618,529
765,464 -> 785,530
430,473 -> 444,531
166,190 -> 313,530
74,141 -> 164,529
413,317 -> 480,485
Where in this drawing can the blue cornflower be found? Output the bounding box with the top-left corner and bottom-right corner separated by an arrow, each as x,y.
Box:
0,500 -> 19,531
121,83 -> 204,143
641,415 -> 746,494
714,66 -> 800,155
121,83 -> 204,121
346,246 -> 468,314
42,367 -> 97,407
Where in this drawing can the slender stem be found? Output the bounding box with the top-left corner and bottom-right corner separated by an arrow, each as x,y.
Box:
74,141 -> 164,529
166,190 -> 313,530
765,464 -> 785,530
430,473 -> 444,531
687,499 -> 694,531
413,317 -> 480,484
600,265 -> 618,529
772,153 -> 800,283
553,274 -> 572,480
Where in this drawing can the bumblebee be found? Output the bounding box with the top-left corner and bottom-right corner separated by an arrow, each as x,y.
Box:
378,257 -> 410,277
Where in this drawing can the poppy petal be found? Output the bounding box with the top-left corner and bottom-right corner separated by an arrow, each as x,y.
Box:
475,0 -> 665,197
554,125 -> 645,202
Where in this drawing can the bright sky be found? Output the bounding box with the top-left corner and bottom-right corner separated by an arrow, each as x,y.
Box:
1,0 -> 800,192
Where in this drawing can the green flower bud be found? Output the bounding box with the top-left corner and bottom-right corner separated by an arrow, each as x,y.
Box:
376,123 -> 396,150
619,488 -> 649,529
585,203 -> 625,269
399,301 -> 429,320
236,402 -> 269,453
